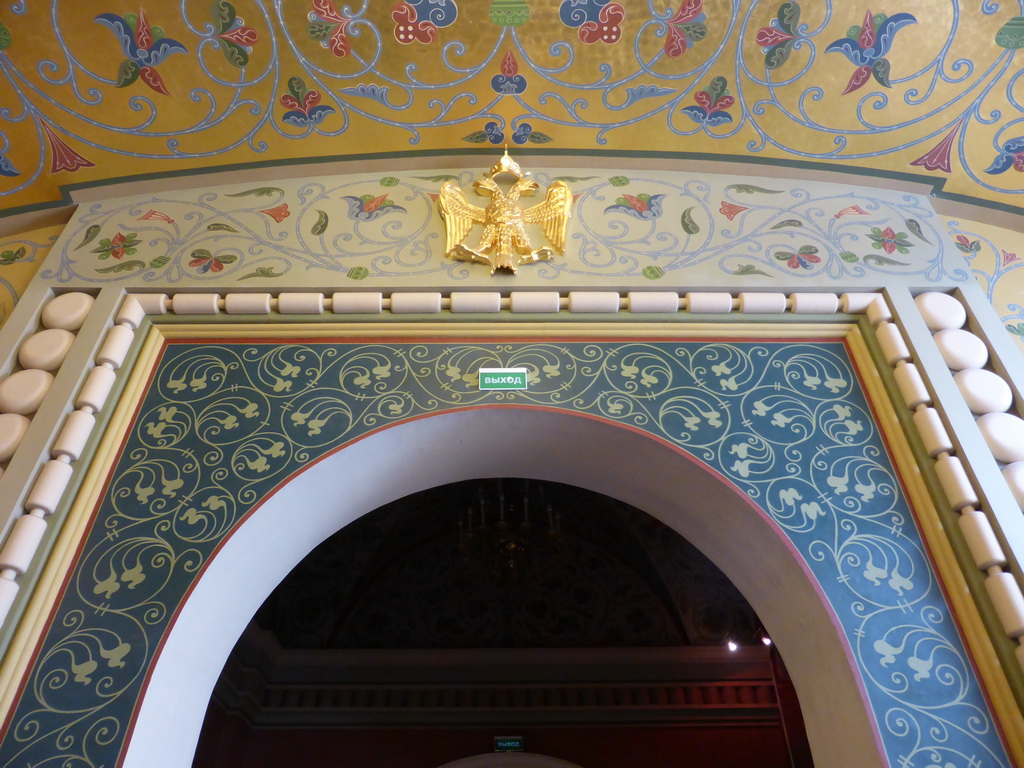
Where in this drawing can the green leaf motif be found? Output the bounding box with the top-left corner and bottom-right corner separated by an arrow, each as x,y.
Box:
213,0 -> 237,32
996,16 -> 1024,49
206,223 -> 238,232
905,219 -> 929,243
733,264 -> 771,276
765,43 -> 793,70
75,224 -> 102,250
864,254 -> 909,267
0,21 -> 12,51
0,247 -> 26,265
1007,322 -> 1024,337
871,58 -> 891,88
116,59 -> 141,88
609,176 -> 630,187
528,131 -> 553,144
149,255 -> 170,268
726,184 -> 782,194
771,219 -> 803,230
778,1 -> 800,33
380,176 -> 400,187
311,210 -> 329,236
220,40 -> 248,68
96,260 -> 145,274
239,266 -> 284,280
642,266 -> 665,280
680,207 -> 700,234
307,22 -> 332,41
553,176 -> 597,183
462,131 -> 489,143
347,266 -> 369,280
190,248 -> 213,261
839,251 -> 859,263
225,187 -> 283,197
218,254 -> 238,264
413,174 -> 458,182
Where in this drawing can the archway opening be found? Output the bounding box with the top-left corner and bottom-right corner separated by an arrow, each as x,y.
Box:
123,408 -> 881,768
193,478 -> 812,768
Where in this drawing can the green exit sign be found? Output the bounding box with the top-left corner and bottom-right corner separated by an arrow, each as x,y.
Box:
494,736 -> 524,752
479,368 -> 528,391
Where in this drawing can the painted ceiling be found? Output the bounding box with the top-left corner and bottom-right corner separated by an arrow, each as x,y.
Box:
0,0 -> 1022,219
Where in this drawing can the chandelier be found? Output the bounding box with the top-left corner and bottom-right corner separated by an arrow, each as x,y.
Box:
457,479 -> 561,585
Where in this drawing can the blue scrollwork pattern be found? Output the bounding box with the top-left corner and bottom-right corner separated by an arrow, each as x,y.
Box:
0,338 -> 1009,768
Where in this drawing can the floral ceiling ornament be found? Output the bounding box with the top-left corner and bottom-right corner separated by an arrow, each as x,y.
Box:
825,9 -> 916,94
95,8 -> 188,95
661,0 -> 707,58
437,151 -> 572,274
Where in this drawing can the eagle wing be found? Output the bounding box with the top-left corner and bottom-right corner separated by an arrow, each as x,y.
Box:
522,181 -> 572,254
437,182 -> 487,251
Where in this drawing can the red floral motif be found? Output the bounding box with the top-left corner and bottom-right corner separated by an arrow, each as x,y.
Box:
501,49 -> 518,77
109,232 -> 127,259
755,26 -> 795,47
579,3 -> 624,44
260,203 -> 290,222
40,121 -> 95,174
218,25 -> 258,47
833,205 -> 868,218
909,117 -> 966,174
663,0 -> 704,57
1002,250 -> 1018,267
309,0 -> 350,57
138,209 -> 175,223
876,226 -> 899,254
393,3 -> 437,44
719,201 -> 748,221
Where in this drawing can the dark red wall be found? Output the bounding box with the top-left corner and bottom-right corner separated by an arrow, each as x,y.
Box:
194,700 -> 795,768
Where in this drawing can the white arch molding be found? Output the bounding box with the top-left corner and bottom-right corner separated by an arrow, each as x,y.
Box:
437,754 -> 586,768
124,408 -> 883,768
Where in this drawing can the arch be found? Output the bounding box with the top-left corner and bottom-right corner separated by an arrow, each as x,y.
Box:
437,753 -> 586,768
124,408 -> 881,768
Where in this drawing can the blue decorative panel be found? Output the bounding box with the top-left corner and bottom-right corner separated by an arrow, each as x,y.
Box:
0,337 -> 1008,768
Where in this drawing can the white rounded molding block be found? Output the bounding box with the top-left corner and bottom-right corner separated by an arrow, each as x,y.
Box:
96,325 -> 136,370
839,293 -> 878,314
171,293 -> 220,315
278,292 -> 324,314
738,293 -> 786,314
41,292 -> 94,331
1002,462 -> 1024,511
686,292 -> 733,313
0,578 -> 18,625
510,292 -> 559,314
934,455 -> 978,511
0,413 -> 31,462
331,292 -> 382,314
18,329 -> 75,372
627,292 -> 679,313
450,292 -> 501,313
985,571 -> 1024,638
933,329 -> 988,371
865,297 -> 892,326
977,412 -> 1024,464
75,365 -> 117,413
390,292 -> 442,314
790,293 -> 839,314
133,294 -> 169,315
0,514 -> 47,575
875,322 -> 911,365
953,369 -> 1013,415
53,410 -> 97,461
958,510 -> 1006,571
116,296 -> 147,328
224,293 -> 272,315
0,369 -> 54,415
915,292 -> 967,331
25,459 -> 74,516
568,292 -> 619,313
912,408 -> 953,457
893,363 -> 929,409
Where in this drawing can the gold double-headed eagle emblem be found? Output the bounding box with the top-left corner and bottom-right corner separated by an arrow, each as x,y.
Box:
437,152 -> 572,275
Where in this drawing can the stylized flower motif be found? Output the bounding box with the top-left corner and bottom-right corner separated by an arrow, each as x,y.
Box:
92,231 -> 140,260
603,193 -> 666,220
281,77 -> 335,127
662,0 -> 706,58
462,121 -> 505,144
341,193 -> 407,221
756,1 -> 800,69
95,8 -> 188,95
985,136 -> 1024,175
138,209 -> 174,223
491,50 -> 527,95
393,0 -> 457,44
868,226 -> 912,255
210,1 -> 258,67
0,152 -> 18,177
1002,250 -> 1019,267
718,201 -> 748,220
560,0 -> 624,44
682,77 -> 734,126
825,9 -> 915,94
260,203 -> 290,223
40,121 -> 95,174
308,0 -> 351,57
774,245 -> 820,270
909,117 -> 966,174
833,205 -> 868,218
189,248 -> 237,274
954,234 -> 981,254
